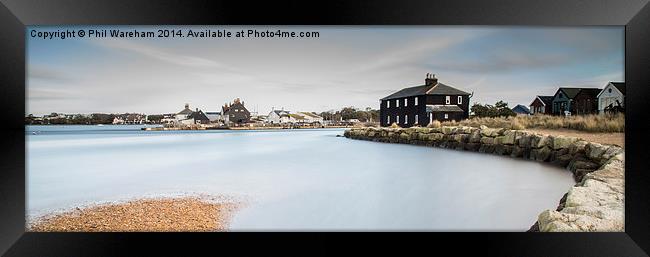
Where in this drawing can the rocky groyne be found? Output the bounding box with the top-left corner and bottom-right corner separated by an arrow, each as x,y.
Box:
344,126 -> 624,232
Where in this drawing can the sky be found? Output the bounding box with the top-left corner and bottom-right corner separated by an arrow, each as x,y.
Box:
26,26 -> 624,116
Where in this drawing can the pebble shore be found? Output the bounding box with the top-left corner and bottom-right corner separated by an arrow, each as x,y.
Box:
28,197 -> 240,232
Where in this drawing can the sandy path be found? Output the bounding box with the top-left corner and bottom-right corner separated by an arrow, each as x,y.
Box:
524,128 -> 624,148
28,197 -> 240,232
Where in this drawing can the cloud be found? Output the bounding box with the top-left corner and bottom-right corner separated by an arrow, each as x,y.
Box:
348,32 -> 483,75
28,66 -> 74,83
28,88 -> 77,100
94,39 -> 228,69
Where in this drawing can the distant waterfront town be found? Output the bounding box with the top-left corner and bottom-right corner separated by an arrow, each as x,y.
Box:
25,97 -> 380,129
26,74 -> 625,130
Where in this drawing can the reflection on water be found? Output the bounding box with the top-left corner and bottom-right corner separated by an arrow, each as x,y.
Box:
26,125 -> 574,231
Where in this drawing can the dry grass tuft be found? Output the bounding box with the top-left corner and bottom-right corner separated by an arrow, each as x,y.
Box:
427,120 -> 442,128
440,113 -> 624,132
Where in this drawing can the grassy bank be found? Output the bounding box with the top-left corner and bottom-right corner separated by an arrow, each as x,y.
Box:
434,114 -> 624,133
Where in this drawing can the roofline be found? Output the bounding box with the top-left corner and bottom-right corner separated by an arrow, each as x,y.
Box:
530,96 -> 547,107
381,81 -> 472,100
596,82 -> 624,98
425,82 -> 471,95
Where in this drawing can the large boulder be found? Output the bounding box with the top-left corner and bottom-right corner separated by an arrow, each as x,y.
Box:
481,127 -> 505,137
600,146 -> 624,164
454,134 -> 469,143
468,130 -> 482,143
478,144 -> 495,153
551,153 -> 574,167
441,126 -> 455,135
537,210 -> 623,232
458,126 -> 473,134
494,145 -> 513,156
534,146 -> 553,162
585,143 -> 610,161
553,135 -> 579,150
531,134 -> 552,149
510,146 -> 525,158
415,127 -> 432,134
480,136 -> 494,145
493,136 -> 505,145
502,130 -> 517,145
517,132 -> 533,147
569,140 -> 589,155
428,133 -> 444,142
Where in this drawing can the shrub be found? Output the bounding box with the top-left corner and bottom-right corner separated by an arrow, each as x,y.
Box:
390,122 -> 401,128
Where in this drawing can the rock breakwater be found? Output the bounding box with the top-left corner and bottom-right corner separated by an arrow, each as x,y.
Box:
343,126 -> 624,232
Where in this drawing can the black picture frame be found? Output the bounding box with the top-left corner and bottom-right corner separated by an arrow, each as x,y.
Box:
1,0 -> 649,256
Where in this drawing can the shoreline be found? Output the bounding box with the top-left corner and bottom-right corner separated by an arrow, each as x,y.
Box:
28,196 -> 240,232
345,126 -> 624,232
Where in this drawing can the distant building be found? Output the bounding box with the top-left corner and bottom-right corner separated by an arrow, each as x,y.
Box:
175,103 -> 194,121
112,116 -> 125,124
511,104 -> 531,115
113,113 -> 146,124
124,113 -> 147,124
205,112 -> 223,123
573,88 -> 601,115
288,113 -> 307,123
267,109 -> 291,124
597,82 -> 625,114
160,114 -> 176,124
222,98 -> 250,124
188,109 -> 210,124
297,112 -> 324,123
380,74 -> 471,127
551,87 -> 600,116
529,95 -> 553,115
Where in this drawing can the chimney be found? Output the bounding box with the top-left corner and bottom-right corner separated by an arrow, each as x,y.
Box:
425,73 -> 438,85
196,108 -> 198,112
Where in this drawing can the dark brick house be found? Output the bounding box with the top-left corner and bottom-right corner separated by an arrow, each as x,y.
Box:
573,88 -> 601,115
222,98 -> 250,124
188,109 -> 211,124
529,95 -> 553,115
379,74 -> 471,127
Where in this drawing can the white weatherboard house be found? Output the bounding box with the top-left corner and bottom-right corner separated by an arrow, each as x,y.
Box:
267,109 -> 291,124
597,82 -> 625,114
175,103 -> 195,125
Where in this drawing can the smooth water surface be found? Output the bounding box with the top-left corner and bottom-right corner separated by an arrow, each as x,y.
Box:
26,125 -> 575,231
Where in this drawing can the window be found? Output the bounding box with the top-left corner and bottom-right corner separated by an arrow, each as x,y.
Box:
396,115 -> 400,124
404,98 -> 408,106
445,96 -> 450,104
396,99 -> 399,107
387,116 -> 390,124
415,97 -> 418,105
444,113 -> 448,119
387,101 -> 390,108
415,114 -> 418,124
405,115 -> 408,124
458,96 -> 462,104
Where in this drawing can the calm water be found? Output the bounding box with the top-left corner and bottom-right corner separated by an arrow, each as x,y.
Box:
26,125 -> 574,231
